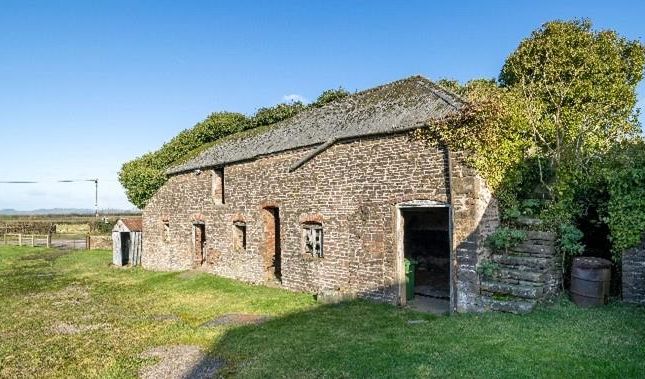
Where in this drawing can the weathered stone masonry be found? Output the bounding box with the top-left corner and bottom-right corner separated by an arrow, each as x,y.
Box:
623,237 -> 645,305
143,132 -> 498,311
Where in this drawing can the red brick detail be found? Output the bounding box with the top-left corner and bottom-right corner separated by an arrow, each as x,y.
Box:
259,200 -> 280,209
230,213 -> 246,223
299,213 -> 324,225
191,213 -> 205,223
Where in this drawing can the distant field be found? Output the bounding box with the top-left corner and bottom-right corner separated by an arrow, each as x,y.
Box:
0,213 -> 141,223
0,213 -> 142,237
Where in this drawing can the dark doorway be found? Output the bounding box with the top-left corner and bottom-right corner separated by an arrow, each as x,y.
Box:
120,232 -> 130,265
194,223 -> 206,266
262,207 -> 282,282
402,207 -> 451,301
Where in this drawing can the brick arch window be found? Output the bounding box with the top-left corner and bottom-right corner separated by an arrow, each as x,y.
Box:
233,221 -> 247,251
211,169 -> 224,204
302,222 -> 323,258
161,218 -> 170,242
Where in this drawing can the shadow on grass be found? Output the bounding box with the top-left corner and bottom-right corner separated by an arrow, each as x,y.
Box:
187,299 -> 438,378
184,297 -> 645,378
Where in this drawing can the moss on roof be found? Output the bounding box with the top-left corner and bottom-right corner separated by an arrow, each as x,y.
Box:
168,75 -> 463,174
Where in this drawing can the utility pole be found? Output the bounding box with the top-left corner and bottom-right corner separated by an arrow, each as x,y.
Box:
94,178 -> 99,218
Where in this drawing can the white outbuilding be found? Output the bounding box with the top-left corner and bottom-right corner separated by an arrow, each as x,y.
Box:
112,218 -> 143,266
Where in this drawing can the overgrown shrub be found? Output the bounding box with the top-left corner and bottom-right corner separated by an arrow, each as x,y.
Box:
485,227 -> 527,253
605,139 -> 645,258
558,223 -> 585,257
119,87 -> 351,209
476,259 -> 500,278
311,88 -> 350,107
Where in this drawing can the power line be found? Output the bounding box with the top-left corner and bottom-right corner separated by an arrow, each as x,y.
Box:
0,178 -> 100,218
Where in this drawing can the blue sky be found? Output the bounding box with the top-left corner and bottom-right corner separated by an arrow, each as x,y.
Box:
0,0 -> 643,211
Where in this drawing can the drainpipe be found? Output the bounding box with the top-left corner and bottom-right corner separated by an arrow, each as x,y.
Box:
445,145 -> 458,314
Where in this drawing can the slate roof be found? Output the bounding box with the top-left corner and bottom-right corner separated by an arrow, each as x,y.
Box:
168,75 -> 464,175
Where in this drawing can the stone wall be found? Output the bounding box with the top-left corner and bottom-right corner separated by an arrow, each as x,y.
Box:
143,132 -> 499,311
623,238 -> 645,305
481,230 -> 560,314
89,235 -> 112,250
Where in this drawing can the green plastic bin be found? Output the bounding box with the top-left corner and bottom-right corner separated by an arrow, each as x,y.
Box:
405,258 -> 417,300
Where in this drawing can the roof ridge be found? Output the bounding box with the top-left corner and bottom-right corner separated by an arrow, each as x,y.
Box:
167,75 -> 463,175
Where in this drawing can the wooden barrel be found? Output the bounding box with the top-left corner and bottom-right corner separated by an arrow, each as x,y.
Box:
571,257 -> 611,307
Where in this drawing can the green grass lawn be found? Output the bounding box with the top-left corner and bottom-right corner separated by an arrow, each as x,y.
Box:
1,246 -> 644,378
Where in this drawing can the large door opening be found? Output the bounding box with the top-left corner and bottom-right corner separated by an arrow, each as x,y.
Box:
120,232 -> 130,265
193,223 -> 205,267
398,204 -> 451,314
262,207 -> 282,282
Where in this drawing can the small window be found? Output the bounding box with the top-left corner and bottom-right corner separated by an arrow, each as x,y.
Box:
211,169 -> 224,204
233,221 -> 246,250
303,223 -> 323,258
162,220 -> 170,242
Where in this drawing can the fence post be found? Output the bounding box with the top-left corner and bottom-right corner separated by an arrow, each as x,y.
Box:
31,235 -> 35,247
18,233 -> 22,246
47,233 -> 51,248
86,234 -> 91,250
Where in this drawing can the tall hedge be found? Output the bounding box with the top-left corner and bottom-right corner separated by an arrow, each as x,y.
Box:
119,88 -> 349,208
606,139 -> 645,257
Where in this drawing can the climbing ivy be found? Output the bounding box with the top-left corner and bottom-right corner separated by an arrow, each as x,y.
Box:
418,79 -> 537,211
604,139 -> 645,258
422,20 -> 645,259
485,227 -> 527,253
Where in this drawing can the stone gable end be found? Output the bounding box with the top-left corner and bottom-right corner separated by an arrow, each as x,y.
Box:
142,132 -> 499,311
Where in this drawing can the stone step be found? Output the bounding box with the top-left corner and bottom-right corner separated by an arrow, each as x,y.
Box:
481,280 -> 544,299
509,243 -> 555,257
481,297 -> 537,314
495,277 -> 547,287
525,230 -> 556,242
491,254 -> 549,270
496,268 -> 544,283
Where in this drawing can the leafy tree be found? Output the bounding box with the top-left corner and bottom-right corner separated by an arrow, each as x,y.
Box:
427,20 -> 645,258
251,102 -> 306,127
499,19 -> 645,202
119,112 -> 251,208
120,87 -> 350,208
421,79 -> 537,210
311,87 -> 350,107
604,138 -> 645,257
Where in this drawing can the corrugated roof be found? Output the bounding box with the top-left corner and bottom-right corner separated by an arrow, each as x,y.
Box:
168,75 -> 463,175
120,218 -> 142,232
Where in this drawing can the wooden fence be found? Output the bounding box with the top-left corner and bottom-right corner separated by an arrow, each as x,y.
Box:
2,233 -> 52,247
2,233 -> 91,250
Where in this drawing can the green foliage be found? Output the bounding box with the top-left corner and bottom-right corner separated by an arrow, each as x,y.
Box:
118,112 -> 251,208
485,227 -> 527,253
311,87 -> 350,107
559,223 -> 585,257
88,219 -> 117,235
427,20 -> 645,260
502,198 -> 546,222
119,87 -> 351,208
500,19 -> 644,210
418,79 -> 536,210
605,139 -> 645,257
251,102 -> 306,127
476,259 -> 500,278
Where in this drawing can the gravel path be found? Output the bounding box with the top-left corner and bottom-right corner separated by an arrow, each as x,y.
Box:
139,345 -> 224,379
200,313 -> 270,328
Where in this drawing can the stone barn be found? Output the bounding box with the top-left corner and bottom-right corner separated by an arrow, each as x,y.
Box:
112,218 -> 143,266
142,76 -> 506,313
